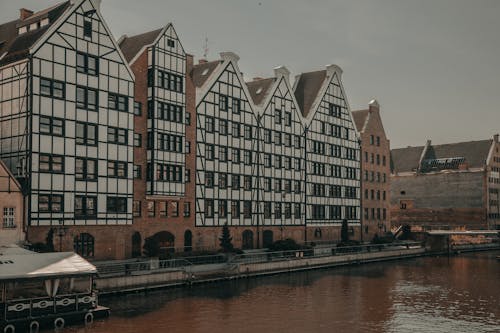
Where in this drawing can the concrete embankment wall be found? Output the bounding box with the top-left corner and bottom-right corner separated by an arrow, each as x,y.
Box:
97,248 -> 426,295
237,248 -> 425,276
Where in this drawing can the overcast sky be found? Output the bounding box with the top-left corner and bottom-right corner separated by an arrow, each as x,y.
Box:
1,0 -> 499,148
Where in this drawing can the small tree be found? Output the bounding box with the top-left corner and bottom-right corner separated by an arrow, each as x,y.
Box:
219,223 -> 234,252
143,236 -> 160,257
400,224 -> 412,240
341,219 -> 350,243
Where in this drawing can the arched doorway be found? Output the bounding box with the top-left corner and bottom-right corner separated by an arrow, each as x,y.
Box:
263,230 -> 273,248
184,230 -> 192,252
242,230 -> 254,250
153,231 -> 175,257
132,232 -> 142,258
74,233 -> 94,257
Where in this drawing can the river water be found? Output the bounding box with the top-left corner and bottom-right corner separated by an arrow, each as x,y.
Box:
63,251 -> 499,333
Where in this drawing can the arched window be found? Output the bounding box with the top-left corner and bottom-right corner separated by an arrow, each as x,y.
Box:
242,230 -> 254,250
132,232 -> 142,258
184,230 -> 192,252
263,230 -> 273,248
74,233 -> 94,257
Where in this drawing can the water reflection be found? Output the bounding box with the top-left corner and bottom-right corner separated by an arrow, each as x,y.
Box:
60,251 -> 500,333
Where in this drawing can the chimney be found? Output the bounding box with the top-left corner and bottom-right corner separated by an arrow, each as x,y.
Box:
494,134 -> 499,143
20,8 -> 34,20
198,59 -> 208,64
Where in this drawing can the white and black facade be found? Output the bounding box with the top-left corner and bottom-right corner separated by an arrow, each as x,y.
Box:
0,0 -> 135,231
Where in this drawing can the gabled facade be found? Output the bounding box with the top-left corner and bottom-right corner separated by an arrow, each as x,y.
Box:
0,0 -> 135,259
295,65 -> 361,240
119,24 -> 196,256
352,100 -> 391,239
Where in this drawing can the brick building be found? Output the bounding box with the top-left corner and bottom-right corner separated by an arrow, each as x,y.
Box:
0,161 -> 25,246
390,135 -> 500,230
352,100 -> 391,240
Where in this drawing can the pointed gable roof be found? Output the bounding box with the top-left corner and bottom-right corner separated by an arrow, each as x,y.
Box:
351,109 -> 370,133
118,28 -> 163,63
293,70 -> 326,117
246,77 -> 275,106
190,60 -> 223,88
0,1 -> 70,66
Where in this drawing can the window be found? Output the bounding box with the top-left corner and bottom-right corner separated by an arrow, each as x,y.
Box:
134,133 -> 142,147
274,109 -> 282,124
76,122 -> 97,146
370,135 -> 374,145
219,173 -> 227,188
284,203 -> 291,219
40,78 -> 65,99
158,70 -> 183,92
244,125 -> 252,139
83,20 -> 92,38
219,119 -> 228,135
157,102 -> 183,123
74,233 -> 94,258
284,133 -> 292,147
167,38 -> 175,47
76,52 -> 98,75
205,172 -> 214,187
274,155 -> 282,168
264,178 -> 271,192
383,155 -> 386,166
219,200 -> 227,218
39,154 -> 64,173
264,154 -> 271,168
159,201 -> 167,217
134,101 -> 142,116
264,202 -> 272,219
133,164 -> 142,179
329,103 -> 341,117
76,158 -> 97,181
274,179 -> 281,192
185,169 -> 191,183
206,116 -> 215,133
40,116 -> 64,136
107,127 -> 128,145
274,131 -> 282,145
294,180 -> 301,193
206,144 -> 215,160
108,93 -> 128,112
186,141 -> 191,154
294,204 -> 301,219
219,147 -> 228,161
284,112 -> 292,126
183,202 -> 191,217
133,201 -> 141,217
330,205 -> 342,220
232,122 -> 240,137
231,201 -> 240,218
294,135 -> 301,148
345,206 -> 357,220
264,129 -> 272,143
376,136 -> 380,146
107,197 -> 127,213
158,133 -> 183,152
243,201 -> 252,218
244,150 -> 252,165
244,176 -> 252,191
3,208 -> 15,228
400,202 -> 407,209
219,95 -> 228,111
157,164 -> 183,182
38,194 -> 63,212
75,196 -> 96,217
285,179 -> 292,193
232,98 -> 241,114
232,148 -> 240,163
275,203 -> 282,219
108,160 -> 127,178
76,86 -> 97,111
186,112 -> 191,125
205,199 -> 214,217
147,201 -> 155,217
232,175 -> 240,190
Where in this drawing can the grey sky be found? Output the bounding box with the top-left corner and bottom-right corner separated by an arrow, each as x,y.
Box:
1,0 -> 499,148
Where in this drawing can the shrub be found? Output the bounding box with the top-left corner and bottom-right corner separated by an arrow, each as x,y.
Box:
143,236 -> 160,257
219,223 -> 234,252
268,238 -> 302,251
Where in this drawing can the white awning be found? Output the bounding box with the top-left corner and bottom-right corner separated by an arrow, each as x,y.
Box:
0,245 -> 97,281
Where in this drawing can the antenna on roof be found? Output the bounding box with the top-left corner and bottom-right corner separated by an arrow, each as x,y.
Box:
203,36 -> 209,59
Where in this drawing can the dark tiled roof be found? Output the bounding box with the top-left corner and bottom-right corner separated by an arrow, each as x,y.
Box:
391,146 -> 425,173
190,60 -> 222,88
246,78 -> 275,105
294,70 -> 326,117
423,140 -> 492,169
352,109 -> 369,132
0,2 -> 70,66
118,28 -> 163,63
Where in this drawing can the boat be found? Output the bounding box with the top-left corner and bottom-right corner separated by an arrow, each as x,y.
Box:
0,245 -> 109,333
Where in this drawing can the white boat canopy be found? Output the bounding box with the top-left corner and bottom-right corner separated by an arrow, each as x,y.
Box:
0,245 -> 97,281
